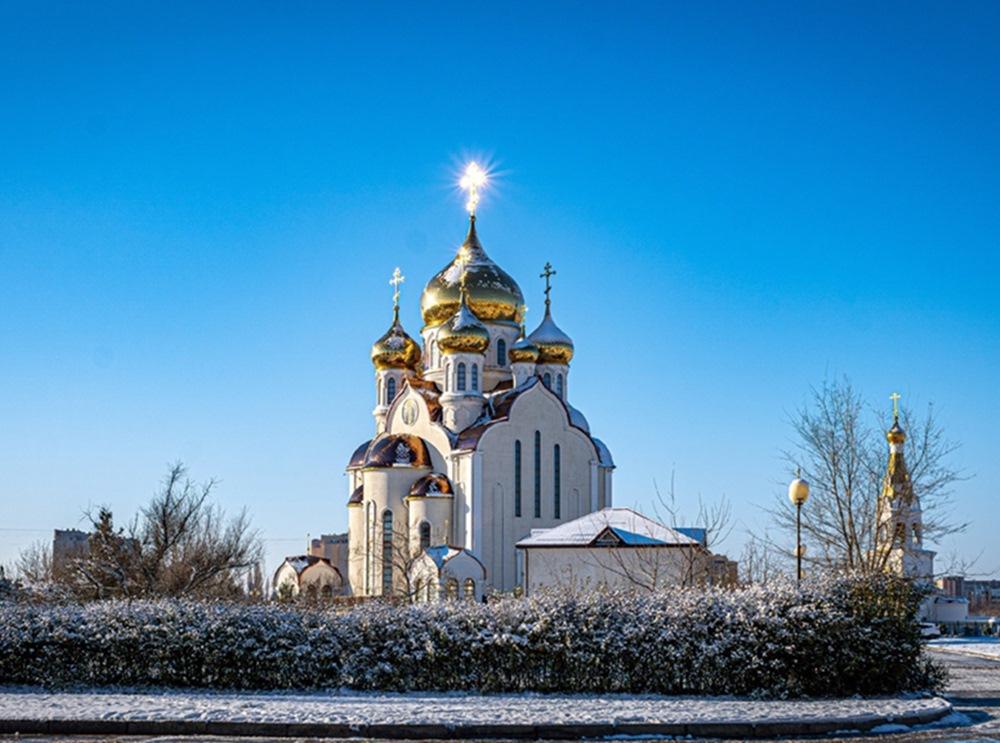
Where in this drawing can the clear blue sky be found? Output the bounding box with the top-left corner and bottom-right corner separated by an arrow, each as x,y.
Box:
1,2 -> 998,577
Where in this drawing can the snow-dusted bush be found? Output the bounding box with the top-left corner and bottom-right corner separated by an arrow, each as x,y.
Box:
0,575 -> 942,696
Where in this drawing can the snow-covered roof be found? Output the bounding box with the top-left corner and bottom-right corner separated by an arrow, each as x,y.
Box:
424,545 -> 463,569
516,508 -> 700,548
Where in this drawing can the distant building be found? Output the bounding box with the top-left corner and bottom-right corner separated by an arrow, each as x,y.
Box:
52,529 -> 90,581
272,556 -> 343,599
516,507 -> 738,596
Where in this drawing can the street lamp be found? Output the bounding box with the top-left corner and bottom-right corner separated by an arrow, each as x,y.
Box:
788,470 -> 810,585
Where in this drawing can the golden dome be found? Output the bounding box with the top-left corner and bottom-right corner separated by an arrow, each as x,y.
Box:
437,289 -> 490,355
528,307 -> 574,365
420,216 -> 524,327
370,310 -> 421,371
887,418 -> 906,445
508,330 -> 540,364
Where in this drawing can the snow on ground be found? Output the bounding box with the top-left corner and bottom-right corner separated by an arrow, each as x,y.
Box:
929,637 -> 1000,661
0,688 -> 949,726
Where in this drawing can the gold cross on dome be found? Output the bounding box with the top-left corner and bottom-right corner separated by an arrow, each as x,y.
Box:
389,267 -> 405,310
890,391 -> 901,420
540,262 -> 556,307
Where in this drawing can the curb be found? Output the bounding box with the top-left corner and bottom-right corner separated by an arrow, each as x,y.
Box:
0,699 -> 954,740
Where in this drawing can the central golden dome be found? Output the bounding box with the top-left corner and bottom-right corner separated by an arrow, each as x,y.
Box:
420,216 -> 524,328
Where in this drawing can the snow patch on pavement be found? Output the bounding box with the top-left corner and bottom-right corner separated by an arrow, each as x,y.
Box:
0,687 -> 951,727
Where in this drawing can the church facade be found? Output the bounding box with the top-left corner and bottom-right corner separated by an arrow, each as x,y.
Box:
345,213 -> 615,599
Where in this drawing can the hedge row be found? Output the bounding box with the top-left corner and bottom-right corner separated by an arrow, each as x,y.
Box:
0,575 -> 943,697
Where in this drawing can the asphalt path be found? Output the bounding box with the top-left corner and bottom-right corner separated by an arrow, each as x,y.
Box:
1,649 -> 997,742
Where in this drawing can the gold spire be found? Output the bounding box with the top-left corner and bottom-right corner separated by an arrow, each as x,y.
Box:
883,391 -> 912,501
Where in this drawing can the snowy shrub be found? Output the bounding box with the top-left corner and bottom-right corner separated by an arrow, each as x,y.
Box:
0,575 -> 942,696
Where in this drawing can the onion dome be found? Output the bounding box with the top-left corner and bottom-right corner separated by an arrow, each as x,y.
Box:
528,306 -> 574,365
887,418 -> 907,445
347,439 -> 372,470
408,472 -> 454,498
420,216 -> 524,327
508,326 -> 540,364
348,485 -> 364,506
363,433 -> 433,468
370,308 -> 421,371
436,288 -> 490,355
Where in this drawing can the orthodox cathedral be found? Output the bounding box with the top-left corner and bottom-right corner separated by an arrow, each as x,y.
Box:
344,196 -> 614,598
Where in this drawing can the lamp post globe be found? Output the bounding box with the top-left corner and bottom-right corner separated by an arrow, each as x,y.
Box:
788,473 -> 809,585
788,477 -> 810,506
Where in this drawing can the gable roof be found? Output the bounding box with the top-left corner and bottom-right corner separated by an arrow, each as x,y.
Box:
515,508 -> 700,548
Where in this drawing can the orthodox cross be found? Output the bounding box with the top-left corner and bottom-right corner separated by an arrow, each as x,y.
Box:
890,391 -> 901,420
540,262 -> 556,309
389,267 -> 405,313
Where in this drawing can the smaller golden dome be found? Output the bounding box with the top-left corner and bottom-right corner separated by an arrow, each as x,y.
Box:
508,330 -> 540,364
370,310 -> 421,371
887,418 -> 906,445
437,290 -> 490,355
528,307 -> 574,365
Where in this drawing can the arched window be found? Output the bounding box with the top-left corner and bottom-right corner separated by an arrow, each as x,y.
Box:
382,510 -> 394,596
514,440 -> 522,518
426,579 -> 435,602
386,377 -> 397,404
321,584 -> 333,599
446,578 -> 459,600
543,372 -> 552,388
533,431 -> 541,518
463,578 -> 476,601
497,339 -> 507,366
556,374 -> 564,399
457,362 -> 467,391
554,444 -> 561,519
471,363 -> 479,391
414,577 -> 423,603
419,521 -> 431,551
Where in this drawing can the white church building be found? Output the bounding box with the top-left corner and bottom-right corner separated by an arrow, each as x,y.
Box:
344,209 -> 615,599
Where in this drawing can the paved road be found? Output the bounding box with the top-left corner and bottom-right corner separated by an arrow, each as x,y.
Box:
1,649 -> 997,742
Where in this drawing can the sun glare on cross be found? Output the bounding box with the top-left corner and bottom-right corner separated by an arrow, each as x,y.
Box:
459,162 -> 488,215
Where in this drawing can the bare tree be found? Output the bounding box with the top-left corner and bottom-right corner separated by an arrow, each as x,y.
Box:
739,533 -> 785,585
770,378 -> 966,576
16,463 -> 263,600
16,541 -> 53,584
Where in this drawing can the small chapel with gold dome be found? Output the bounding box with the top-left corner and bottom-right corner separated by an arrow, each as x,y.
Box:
343,167 -> 615,599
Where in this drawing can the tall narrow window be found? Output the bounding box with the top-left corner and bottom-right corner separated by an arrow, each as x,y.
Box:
386,377 -> 396,404
533,431 -> 541,518
514,440 -> 522,517
463,578 -> 476,601
556,374 -> 564,399
471,363 -> 479,391
419,521 -> 431,551
497,339 -> 507,366
382,510 -> 393,596
457,362 -> 467,391
543,372 -> 552,388
553,444 -> 561,519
